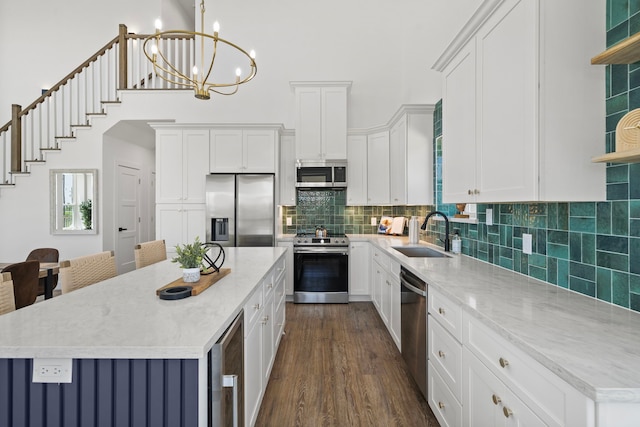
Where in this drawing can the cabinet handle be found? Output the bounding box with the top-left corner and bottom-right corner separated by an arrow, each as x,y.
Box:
468,189 -> 473,195
492,394 -> 501,405
438,401 -> 445,409
438,307 -> 445,315
262,315 -> 269,324
438,350 -> 445,358
499,357 -> 509,368
222,375 -> 239,427
474,189 -> 480,195
386,280 -> 390,286
267,283 -> 273,289
503,407 -> 513,418
254,303 -> 260,310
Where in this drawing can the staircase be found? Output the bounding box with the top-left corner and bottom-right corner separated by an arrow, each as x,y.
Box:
0,24 -> 194,191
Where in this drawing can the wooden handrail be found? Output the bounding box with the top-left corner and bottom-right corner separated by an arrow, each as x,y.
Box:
10,104 -> 21,172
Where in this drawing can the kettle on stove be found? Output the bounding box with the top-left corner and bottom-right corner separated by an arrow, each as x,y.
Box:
315,225 -> 327,238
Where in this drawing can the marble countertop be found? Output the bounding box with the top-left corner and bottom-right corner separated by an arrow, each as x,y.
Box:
0,247 -> 286,360
349,234 -> 640,403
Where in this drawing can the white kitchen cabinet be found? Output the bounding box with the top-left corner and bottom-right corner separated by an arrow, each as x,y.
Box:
279,131 -> 296,205
346,134 -> 368,205
156,203 -> 205,257
367,130 -> 390,205
155,128 -> 209,204
348,241 -> 370,298
370,247 -> 400,349
244,259 -> 286,427
291,82 -> 351,160
463,312 -> 593,427
388,263 -> 401,349
433,0 -> 605,203
389,106 -> 434,205
210,127 -> 277,173
276,240 -> 294,296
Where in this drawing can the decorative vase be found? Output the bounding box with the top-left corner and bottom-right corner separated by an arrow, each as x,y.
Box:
183,267 -> 201,283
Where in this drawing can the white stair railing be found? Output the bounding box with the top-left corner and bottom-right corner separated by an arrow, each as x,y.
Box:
0,25 -> 193,187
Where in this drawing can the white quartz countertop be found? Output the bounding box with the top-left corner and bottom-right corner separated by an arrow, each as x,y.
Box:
350,234 -> 640,403
0,247 -> 286,360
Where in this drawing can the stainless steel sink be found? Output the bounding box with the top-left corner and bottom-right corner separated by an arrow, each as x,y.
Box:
391,246 -> 451,258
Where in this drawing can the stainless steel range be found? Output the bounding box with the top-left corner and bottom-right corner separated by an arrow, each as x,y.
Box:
293,232 -> 349,303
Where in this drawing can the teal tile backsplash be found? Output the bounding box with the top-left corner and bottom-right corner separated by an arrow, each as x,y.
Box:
431,0 -> 640,313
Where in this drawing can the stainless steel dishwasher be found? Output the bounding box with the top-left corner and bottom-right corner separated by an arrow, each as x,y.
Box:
400,266 -> 427,399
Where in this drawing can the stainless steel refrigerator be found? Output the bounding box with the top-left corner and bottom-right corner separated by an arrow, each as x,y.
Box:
205,174 -> 275,247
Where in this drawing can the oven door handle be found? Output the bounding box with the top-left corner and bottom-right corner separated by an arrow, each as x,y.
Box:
294,247 -> 348,255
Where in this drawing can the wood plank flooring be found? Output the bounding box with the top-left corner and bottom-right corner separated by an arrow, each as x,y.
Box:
255,302 -> 440,427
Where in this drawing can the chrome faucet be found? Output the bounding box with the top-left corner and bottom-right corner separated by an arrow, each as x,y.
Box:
420,210 -> 451,252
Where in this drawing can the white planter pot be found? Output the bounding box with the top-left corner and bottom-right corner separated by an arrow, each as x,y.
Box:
182,267 -> 201,283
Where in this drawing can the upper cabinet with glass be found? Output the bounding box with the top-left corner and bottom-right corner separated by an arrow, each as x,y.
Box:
50,169 -> 97,234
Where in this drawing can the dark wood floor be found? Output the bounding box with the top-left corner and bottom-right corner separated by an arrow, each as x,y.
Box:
255,302 -> 440,427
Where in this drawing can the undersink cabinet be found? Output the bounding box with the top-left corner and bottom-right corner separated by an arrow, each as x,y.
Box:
433,0 -> 605,203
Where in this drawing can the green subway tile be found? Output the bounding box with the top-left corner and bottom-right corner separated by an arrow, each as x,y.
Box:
570,202 -> 596,217
547,243 -> 569,260
631,163 -> 640,199
530,266 -> 546,281
557,203 -> 569,230
612,270 -> 630,308
597,235 -> 629,253
570,232 -> 582,262
569,277 -> 596,297
536,229 -> 547,255
548,257 -> 558,284
548,230 -> 569,245
529,253 -> 546,268
499,257 -> 513,270
631,293 -> 640,311
606,93 -> 629,115
631,274 -> 640,293
557,259 -> 569,288
597,251 -> 629,272
634,0 -> 640,16
609,1 -> 630,28
631,201 -> 640,218
611,64 -> 629,96
630,238 -> 640,274
606,164 -> 628,184
570,261 -> 596,281
607,183 -> 629,200
632,219 -> 640,237
548,203 -> 558,230
569,217 -> 596,233
583,233 -> 596,265
612,201 -> 629,235
597,202 -> 612,234
607,64 -> 612,99
597,268 -> 613,302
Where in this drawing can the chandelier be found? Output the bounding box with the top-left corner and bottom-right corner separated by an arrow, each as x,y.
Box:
143,0 -> 257,100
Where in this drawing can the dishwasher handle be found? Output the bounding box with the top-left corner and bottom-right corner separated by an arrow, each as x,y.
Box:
400,269 -> 427,297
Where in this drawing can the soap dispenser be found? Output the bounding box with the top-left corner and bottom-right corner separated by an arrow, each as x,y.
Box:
452,231 -> 462,254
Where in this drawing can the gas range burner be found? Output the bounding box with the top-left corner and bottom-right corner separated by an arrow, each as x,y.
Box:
294,232 -> 349,246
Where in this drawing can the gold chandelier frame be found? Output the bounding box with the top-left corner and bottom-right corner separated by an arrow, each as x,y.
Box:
143,0 -> 257,100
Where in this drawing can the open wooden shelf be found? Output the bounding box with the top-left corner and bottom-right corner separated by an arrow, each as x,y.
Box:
592,148 -> 640,163
592,32 -> 640,64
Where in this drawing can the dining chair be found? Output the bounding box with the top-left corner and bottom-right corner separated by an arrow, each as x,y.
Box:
59,251 -> 117,294
134,239 -> 167,269
26,247 -> 59,296
1,260 -> 39,309
0,272 -> 16,315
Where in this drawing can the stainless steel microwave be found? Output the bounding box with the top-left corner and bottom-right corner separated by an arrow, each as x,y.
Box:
295,160 -> 347,188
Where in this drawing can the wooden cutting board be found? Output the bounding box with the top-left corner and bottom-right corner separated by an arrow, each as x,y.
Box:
156,268 -> 231,296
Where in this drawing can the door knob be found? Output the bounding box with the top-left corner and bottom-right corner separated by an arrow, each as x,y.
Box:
118,227 -> 128,232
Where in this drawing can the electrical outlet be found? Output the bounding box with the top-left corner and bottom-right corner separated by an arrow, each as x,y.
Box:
32,358 -> 73,383
286,216 -> 292,226
486,208 -> 493,226
523,233 -> 533,255
371,217 -> 377,226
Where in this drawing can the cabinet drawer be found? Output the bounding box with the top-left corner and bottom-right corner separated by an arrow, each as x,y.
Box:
429,288 -> 463,342
429,316 -> 463,401
273,256 -> 285,284
244,286 -> 264,335
372,247 -> 390,271
428,361 -> 462,427
464,313 -> 589,426
275,270 -> 286,312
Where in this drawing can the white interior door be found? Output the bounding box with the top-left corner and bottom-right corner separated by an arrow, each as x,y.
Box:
116,165 -> 140,274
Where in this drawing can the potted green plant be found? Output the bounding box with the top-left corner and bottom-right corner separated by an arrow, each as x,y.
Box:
171,236 -> 208,282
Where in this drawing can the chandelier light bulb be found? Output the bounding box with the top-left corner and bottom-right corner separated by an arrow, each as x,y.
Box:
250,50 -> 256,59
154,19 -> 162,31
151,44 -> 158,54
236,68 -> 242,77
213,21 -> 220,33
193,66 -> 199,75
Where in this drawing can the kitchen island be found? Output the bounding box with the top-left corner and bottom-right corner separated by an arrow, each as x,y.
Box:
0,246 -> 287,427
351,234 -> 640,426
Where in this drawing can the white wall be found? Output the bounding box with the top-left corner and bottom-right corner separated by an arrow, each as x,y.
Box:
0,0 -> 481,127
